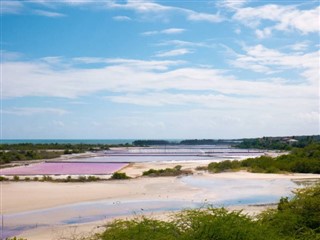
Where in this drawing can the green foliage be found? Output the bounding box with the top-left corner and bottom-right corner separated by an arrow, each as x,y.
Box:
0,176 -> 9,181
13,175 -> 19,181
180,139 -> 236,145
100,217 -> 178,240
94,184 -> 320,240
175,208 -> 280,240
111,172 -> 130,180
208,160 -> 241,173
142,166 -> 192,177
208,143 -> 320,174
259,184 -> 320,239
195,166 -> 208,171
0,150 -> 63,165
133,140 -> 172,146
96,209 -> 282,240
3,175 -> 101,182
236,135 -> 320,150
0,143 -> 115,165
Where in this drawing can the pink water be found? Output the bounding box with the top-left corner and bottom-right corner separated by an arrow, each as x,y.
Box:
0,162 -> 128,175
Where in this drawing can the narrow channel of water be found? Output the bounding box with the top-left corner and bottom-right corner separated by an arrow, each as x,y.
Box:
1,176 -> 300,239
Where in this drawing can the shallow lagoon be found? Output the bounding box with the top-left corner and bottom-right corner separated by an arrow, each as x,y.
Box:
2,175 -> 299,239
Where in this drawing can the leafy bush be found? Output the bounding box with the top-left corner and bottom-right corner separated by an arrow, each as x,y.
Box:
111,172 -> 130,180
259,184 -> 320,239
93,184 -> 320,240
143,166 -> 192,177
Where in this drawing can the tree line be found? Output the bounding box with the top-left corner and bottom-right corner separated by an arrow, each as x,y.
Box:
207,143 -> 320,174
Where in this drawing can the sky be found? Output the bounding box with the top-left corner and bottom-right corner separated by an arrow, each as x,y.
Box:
1,0 -> 319,139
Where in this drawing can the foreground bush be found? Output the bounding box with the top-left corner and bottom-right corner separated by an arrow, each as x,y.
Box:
259,184 -> 320,239
93,184 -> 320,240
96,209 -> 281,240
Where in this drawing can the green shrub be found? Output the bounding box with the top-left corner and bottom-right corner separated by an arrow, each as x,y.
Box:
13,175 -> 19,181
111,172 -> 130,180
0,176 -> 9,181
142,166 -> 191,177
95,184 -> 320,240
259,184 -> 320,238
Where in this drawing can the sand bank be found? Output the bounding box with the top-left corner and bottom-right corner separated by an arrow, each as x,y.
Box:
3,170 -> 320,240
3,171 -> 320,214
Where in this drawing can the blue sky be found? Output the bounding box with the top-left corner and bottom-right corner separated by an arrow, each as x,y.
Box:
1,0 -> 319,139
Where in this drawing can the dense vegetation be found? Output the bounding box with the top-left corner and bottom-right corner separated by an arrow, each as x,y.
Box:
92,184 -> 320,240
0,175 -> 101,182
0,143 -> 131,165
133,139 -> 238,146
0,150 -> 63,164
206,143 -> 320,174
236,135 -> 320,150
0,143 -> 112,151
180,139 -> 238,145
133,140 -> 173,146
142,165 -> 192,177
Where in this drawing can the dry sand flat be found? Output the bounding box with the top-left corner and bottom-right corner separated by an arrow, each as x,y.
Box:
3,171 -> 320,240
3,171 -> 320,214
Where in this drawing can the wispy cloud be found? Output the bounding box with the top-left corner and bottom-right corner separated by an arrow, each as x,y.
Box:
155,48 -> 192,57
158,40 -> 214,48
3,0 -> 225,23
2,107 -> 68,116
1,1 -> 24,14
33,9 -> 65,18
287,41 -> 310,52
113,15 -> 132,21
218,0 -> 249,9
106,0 -> 224,23
142,28 -> 186,36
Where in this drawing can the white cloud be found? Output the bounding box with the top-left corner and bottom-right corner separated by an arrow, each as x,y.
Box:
157,40 -> 213,48
287,41 -> 310,51
142,28 -> 185,36
2,54 -> 317,101
186,11 -> 223,23
113,15 -> 131,21
219,0 -> 249,9
106,0 -> 224,23
2,107 -> 68,116
255,28 -> 272,39
3,0 -> 224,23
1,1 -> 24,14
234,5 -> 320,36
155,48 -> 192,57
33,9 -> 65,17
230,44 -> 320,83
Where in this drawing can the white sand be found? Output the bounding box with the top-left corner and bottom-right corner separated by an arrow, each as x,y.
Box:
2,166 -> 320,240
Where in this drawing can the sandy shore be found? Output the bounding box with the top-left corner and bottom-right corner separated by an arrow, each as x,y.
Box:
3,170 -> 320,214
2,167 -> 320,240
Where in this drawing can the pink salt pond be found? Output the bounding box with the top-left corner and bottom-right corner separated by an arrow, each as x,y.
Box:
0,162 -> 128,175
